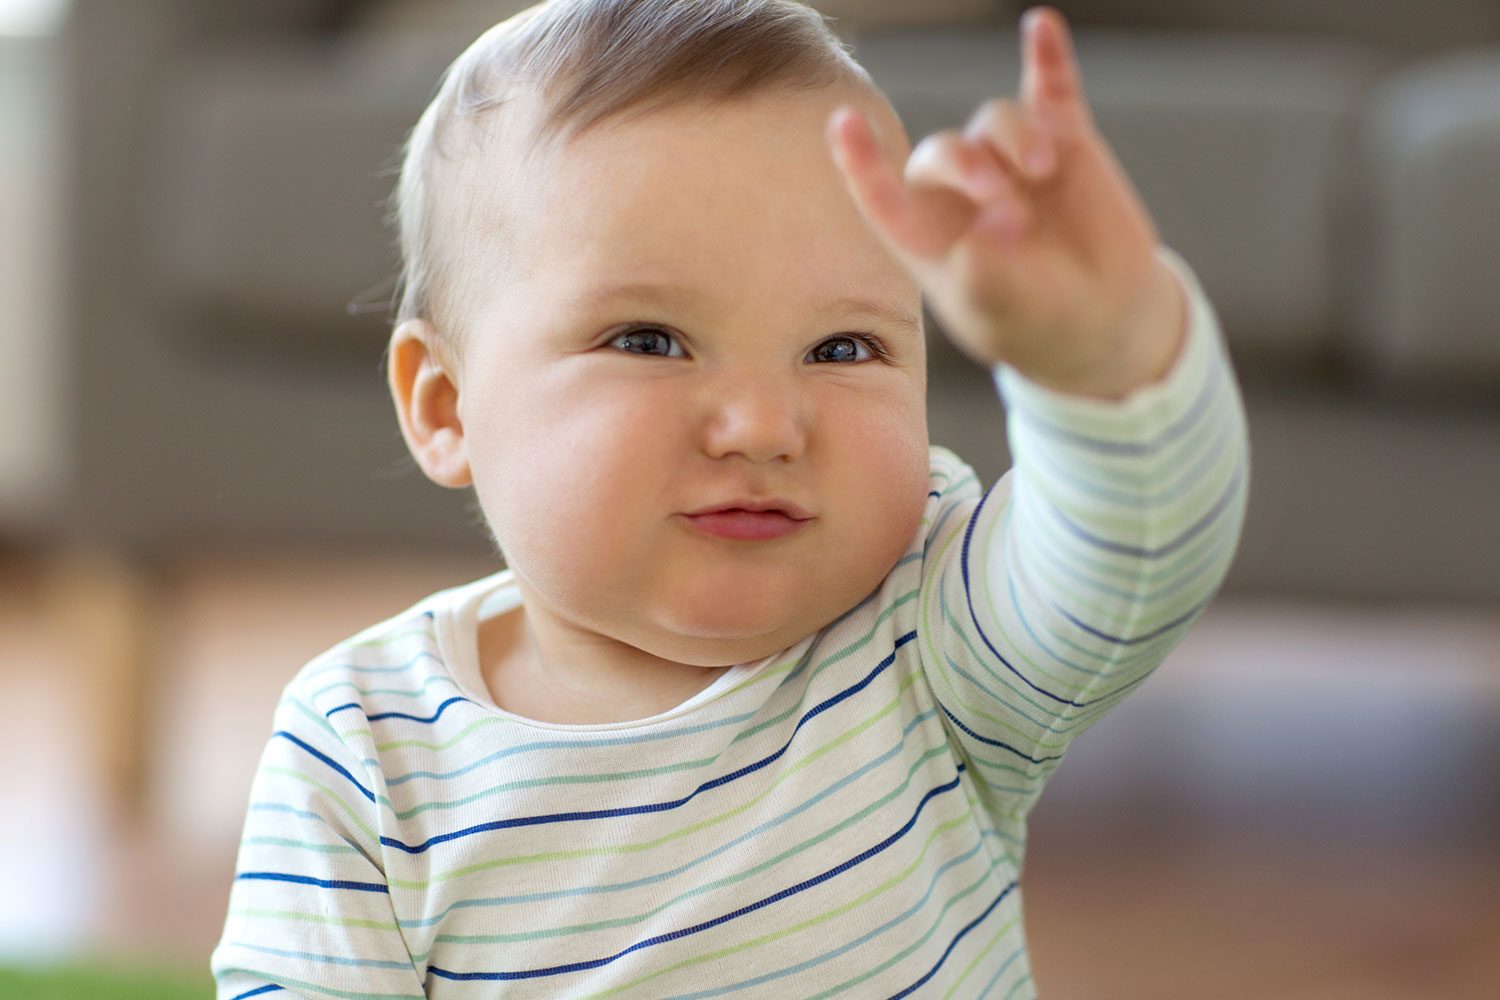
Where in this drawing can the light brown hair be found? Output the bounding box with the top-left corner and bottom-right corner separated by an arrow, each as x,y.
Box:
391,0 -> 871,350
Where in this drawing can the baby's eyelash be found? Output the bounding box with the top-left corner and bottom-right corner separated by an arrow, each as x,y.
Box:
816,332 -> 893,364
607,324 -> 687,358
848,333 -> 893,361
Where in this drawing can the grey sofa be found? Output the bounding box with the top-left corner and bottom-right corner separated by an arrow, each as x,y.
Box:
54,0 -> 1500,602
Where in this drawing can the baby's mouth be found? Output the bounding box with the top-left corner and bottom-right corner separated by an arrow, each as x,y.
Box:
680,501 -> 813,541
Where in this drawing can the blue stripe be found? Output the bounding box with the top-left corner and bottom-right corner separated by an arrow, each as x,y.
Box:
1053,595 -> 1207,648
381,632 -> 920,855
235,942 -> 415,970
383,709 -> 761,787
326,694 -> 472,724
1044,464 -> 1244,560
935,565 -> 1089,732
1023,500 -> 1236,605
272,731 -> 376,804
941,647 -> 1065,738
884,879 -> 1015,1000
1020,396 -> 1233,508
978,943 -> 1027,999
923,492 -> 973,561
958,483 -> 1081,709
235,871 -> 389,893
655,837 -> 996,1000
402,708 -> 940,926
1004,545 -> 1113,679
426,768 -> 965,982
1008,352 -> 1218,457
959,469 -> 1239,710
245,802 -> 368,851
229,987 -> 285,999
937,703 -> 1064,765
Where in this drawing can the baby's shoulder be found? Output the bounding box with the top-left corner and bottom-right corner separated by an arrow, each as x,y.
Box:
277,581 -> 471,727
925,445 -> 985,508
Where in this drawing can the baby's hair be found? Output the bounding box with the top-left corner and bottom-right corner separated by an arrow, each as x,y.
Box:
391,0 -> 870,349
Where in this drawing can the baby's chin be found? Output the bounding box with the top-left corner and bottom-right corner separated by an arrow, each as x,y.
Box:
627,620 -> 822,668
626,602 -> 847,668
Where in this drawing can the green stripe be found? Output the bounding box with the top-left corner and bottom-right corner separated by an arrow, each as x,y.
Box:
801,861 -> 1007,1000
312,672 -> 462,701
428,743 -> 955,946
1017,480 -> 1231,585
939,593 -> 1074,735
388,673 -> 934,889
940,917 -> 1021,1000
976,503 -> 1077,694
244,836 -> 361,855
570,805 -> 996,1000
217,965 -> 420,1000
389,754 -> 720,821
258,766 -> 379,844
1003,973 -> 1035,999
284,696 -> 357,747
919,521 -> 1071,757
226,910 -> 402,932
731,589 -> 919,746
364,603 -> 924,825
364,592 -> 916,755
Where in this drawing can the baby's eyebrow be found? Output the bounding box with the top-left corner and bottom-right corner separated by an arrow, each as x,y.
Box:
825,295 -> 922,337
578,281 -> 704,312
580,282 -> 921,336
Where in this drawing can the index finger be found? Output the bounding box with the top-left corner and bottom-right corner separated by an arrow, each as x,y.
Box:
829,105 -> 965,258
1019,7 -> 1091,134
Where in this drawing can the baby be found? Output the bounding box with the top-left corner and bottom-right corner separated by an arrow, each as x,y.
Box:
212,1 -> 1248,997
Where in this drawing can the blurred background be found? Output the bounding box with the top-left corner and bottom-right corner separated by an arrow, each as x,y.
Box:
1,0 -> 1498,997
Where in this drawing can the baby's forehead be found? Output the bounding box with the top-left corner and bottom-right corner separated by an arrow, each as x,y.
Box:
426,82 -> 912,333
436,80 -> 900,230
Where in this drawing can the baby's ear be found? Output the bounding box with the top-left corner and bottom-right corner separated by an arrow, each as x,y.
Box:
387,319 -> 472,488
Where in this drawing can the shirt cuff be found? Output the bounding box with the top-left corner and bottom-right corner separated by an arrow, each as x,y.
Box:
992,244 -> 1227,443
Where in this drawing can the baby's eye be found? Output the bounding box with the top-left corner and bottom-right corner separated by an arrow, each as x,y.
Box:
610,326 -> 686,358
806,335 -> 877,364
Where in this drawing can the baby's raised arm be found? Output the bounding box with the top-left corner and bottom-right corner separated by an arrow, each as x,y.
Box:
832,8 -> 1250,828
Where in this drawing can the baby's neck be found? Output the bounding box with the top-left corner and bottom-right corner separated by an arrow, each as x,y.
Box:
478,604 -> 730,725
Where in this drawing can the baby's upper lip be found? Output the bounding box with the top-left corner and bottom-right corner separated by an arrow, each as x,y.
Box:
685,498 -> 814,520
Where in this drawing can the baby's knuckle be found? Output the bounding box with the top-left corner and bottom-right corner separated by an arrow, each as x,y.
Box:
905,130 -> 963,176
967,98 -> 1020,134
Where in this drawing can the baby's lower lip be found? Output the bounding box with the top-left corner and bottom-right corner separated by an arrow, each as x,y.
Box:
681,509 -> 809,541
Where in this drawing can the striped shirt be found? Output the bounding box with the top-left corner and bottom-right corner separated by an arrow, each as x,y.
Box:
212,247 -> 1248,999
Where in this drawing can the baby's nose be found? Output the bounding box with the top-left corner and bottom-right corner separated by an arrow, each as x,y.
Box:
698,375 -> 809,464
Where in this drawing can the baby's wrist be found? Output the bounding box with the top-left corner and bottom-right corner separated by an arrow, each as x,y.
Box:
1020,255 -> 1186,400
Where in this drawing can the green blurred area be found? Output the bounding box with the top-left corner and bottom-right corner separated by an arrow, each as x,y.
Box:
0,960 -> 212,1000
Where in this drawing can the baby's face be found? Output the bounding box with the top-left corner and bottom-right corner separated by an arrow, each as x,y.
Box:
452,86 -> 930,667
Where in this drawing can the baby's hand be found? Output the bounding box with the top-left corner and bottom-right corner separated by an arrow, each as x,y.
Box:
830,6 -> 1185,399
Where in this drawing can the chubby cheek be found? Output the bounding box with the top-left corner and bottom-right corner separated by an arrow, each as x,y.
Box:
470,384 -> 679,605
838,395 -> 929,541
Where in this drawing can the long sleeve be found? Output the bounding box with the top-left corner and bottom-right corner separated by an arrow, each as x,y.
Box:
916,245 -> 1249,839
211,676 -> 427,1000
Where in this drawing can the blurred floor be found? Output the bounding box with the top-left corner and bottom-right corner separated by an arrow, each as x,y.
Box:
1,547 -> 1498,997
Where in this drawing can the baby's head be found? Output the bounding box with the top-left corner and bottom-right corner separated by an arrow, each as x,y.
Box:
388,0 -> 932,668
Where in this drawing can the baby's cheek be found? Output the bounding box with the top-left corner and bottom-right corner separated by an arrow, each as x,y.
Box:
837,405 -> 930,559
